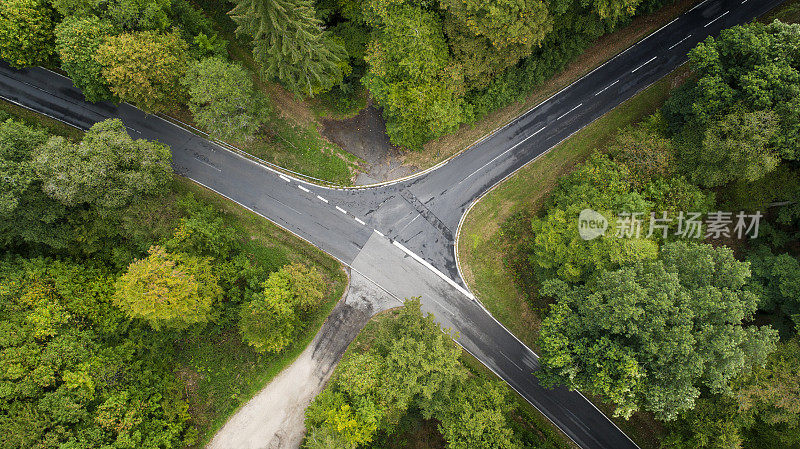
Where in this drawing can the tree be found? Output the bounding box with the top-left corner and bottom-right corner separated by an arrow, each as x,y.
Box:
114,245 -> 221,330
0,257 -> 192,448
438,378 -> 520,449
0,118 -> 72,250
238,263 -> 325,352
182,57 -> 265,141
229,0 -> 348,96
734,339 -> 800,431
95,31 -> 190,112
33,119 -> 172,213
362,3 -> 465,149
673,21 -> 800,161
0,0 -> 55,68
685,109 -> 781,187
441,0 -> 552,89
55,15 -> 113,102
528,154 -> 659,283
537,241 -> 778,420
305,299 -> 520,447
748,246 -> 800,328
606,123 -> 674,187
591,0 -> 644,22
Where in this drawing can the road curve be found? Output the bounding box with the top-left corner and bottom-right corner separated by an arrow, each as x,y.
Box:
0,1 -> 784,447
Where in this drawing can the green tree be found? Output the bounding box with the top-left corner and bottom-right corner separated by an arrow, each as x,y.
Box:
0,0 -> 55,68
363,3 -> 465,149
687,109 -> 781,187
0,118 -> 72,249
55,15 -> 113,102
305,299 -> 520,447
537,241 -> 778,420
671,21 -> 800,162
441,0 -> 552,89
238,263 -> 325,352
33,119 -> 172,213
748,246 -> 800,328
114,245 -> 221,329
528,154 -> 659,282
95,31 -> 190,112
229,0 -> 348,96
438,378 -> 520,449
182,57 -> 265,141
606,123 -> 674,187
0,257 -> 192,448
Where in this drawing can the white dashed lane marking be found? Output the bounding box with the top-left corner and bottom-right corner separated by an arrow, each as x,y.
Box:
595,80 -> 619,96
631,56 -> 657,73
279,174 -> 291,182
704,11 -> 728,28
298,185 -> 310,193
374,229 -> 384,237
316,195 -> 328,203
335,206 -> 347,214
556,103 -> 583,121
668,34 -> 693,50
355,217 -> 366,226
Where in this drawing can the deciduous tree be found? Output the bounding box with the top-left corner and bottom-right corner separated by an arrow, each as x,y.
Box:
95,31 -> 190,112
114,245 -> 221,329
33,119 -> 172,213
537,242 -> 778,420
238,263 -> 325,352
182,57 -> 265,141
55,15 -> 113,102
0,0 -> 55,68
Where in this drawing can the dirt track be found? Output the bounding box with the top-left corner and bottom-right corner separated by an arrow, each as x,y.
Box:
206,270 -> 399,449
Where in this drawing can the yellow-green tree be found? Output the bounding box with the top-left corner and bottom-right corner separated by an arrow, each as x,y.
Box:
113,245 -> 221,330
0,0 -> 55,68
95,30 -> 189,113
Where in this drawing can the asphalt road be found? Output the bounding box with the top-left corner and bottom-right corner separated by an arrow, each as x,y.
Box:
0,0 -> 785,447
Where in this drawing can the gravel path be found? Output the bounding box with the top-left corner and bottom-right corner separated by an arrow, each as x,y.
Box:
206,270 -> 400,449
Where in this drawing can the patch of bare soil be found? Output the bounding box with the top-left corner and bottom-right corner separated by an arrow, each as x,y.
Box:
321,102 -> 416,185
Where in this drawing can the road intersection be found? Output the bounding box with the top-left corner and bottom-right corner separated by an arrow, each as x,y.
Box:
0,1 -> 785,447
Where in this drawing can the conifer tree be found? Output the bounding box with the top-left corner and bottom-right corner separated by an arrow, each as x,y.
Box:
229,0 -> 347,96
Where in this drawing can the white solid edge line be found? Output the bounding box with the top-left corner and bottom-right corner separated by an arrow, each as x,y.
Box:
316,195 -> 328,203
335,206 -> 347,214
0,93 -> 86,131
298,185 -> 310,193
392,241 -> 476,300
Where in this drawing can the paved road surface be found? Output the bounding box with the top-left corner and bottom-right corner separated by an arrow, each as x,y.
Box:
0,0 -> 784,447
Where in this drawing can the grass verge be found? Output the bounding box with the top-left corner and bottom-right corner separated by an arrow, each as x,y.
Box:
456,69 -> 688,449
